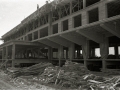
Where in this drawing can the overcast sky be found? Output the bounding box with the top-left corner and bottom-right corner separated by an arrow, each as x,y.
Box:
0,0 -> 53,44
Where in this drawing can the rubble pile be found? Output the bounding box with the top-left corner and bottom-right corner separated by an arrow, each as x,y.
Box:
7,62 -> 52,78
4,61 -> 120,89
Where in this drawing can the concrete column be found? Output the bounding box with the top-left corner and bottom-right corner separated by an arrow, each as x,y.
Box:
5,46 -> 8,68
2,48 -> 4,60
69,17 -> 73,30
69,43 -> 75,61
100,37 -> 109,70
32,33 -> 34,40
82,38 -> 89,67
70,1 -> 72,14
99,1 -> 107,20
12,44 -> 15,67
48,12 -> 52,35
58,22 -> 62,32
82,11 -> 88,25
58,45 -> 63,66
115,45 -> 118,56
38,30 -> 40,38
48,47 -> 53,61
83,0 -> 86,8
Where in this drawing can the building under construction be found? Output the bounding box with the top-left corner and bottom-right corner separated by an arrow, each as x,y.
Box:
0,0 -> 120,71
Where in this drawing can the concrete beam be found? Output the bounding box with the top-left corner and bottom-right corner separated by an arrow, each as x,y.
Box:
76,29 -> 103,43
60,32 -> 86,45
48,36 -> 71,47
100,23 -> 120,38
39,39 -> 59,48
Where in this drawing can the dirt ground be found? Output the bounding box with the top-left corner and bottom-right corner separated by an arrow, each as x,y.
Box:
0,70 -> 57,90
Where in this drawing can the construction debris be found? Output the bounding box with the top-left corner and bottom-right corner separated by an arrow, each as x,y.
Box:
3,61 -> 120,89
7,62 -> 52,78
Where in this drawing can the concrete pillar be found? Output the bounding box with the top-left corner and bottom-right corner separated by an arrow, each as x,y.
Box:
69,17 -> 73,30
48,12 -> 52,35
82,38 -> 89,67
70,1 -> 72,14
58,22 -> 62,33
6,46 -> 8,59
38,30 -> 40,38
82,11 -> 88,25
12,44 -> 15,67
5,46 -> 8,68
115,45 -> 118,56
99,1 -> 107,20
48,47 -> 53,61
100,37 -> 109,70
83,0 -> 86,8
58,45 -> 63,66
2,48 -> 4,60
32,33 -> 34,40
69,43 -> 75,61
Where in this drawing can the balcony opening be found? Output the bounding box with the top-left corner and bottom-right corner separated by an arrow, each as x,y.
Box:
34,31 -> 38,40
107,0 -> 120,18
74,14 -> 82,28
88,8 -> 99,23
63,19 -> 68,31
40,27 -> 48,38
53,24 -> 58,34
86,0 -> 100,7
28,34 -> 32,41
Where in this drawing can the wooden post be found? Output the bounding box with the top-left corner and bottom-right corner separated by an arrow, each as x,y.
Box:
12,44 -> 15,67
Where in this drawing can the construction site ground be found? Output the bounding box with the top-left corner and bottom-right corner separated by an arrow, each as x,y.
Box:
0,61 -> 120,90
0,69 -> 116,90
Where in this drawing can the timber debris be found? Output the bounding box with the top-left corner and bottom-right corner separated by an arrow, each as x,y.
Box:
3,61 -> 120,89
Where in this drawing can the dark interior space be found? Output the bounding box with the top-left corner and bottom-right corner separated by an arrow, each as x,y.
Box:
40,27 -> 48,38
63,19 -> 68,31
53,24 -> 58,34
34,31 -> 38,40
88,8 -> 99,23
28,34 -> 32,41
107,0 -> 120,18
86,0 -> 100,7
74,14 -> 82,28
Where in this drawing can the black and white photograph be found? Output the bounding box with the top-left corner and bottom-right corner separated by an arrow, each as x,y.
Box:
0,0 -> 120,89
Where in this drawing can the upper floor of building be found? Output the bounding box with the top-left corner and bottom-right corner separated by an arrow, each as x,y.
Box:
1,0 -> 120,43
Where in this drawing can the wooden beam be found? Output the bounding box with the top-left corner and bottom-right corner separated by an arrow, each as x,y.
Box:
39,39 -> 59,48
76,29 -> 103,43
60,32 -> 86,45
100,23 -> 120,38
48,36 -> 71,47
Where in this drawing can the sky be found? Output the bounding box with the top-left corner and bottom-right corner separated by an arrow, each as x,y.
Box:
0,0 -> 53,44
